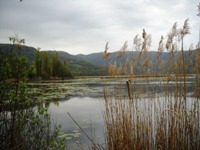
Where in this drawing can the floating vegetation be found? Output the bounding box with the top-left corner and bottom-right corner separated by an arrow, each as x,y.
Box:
58,131 -> 81,141
28,78 -> 104,103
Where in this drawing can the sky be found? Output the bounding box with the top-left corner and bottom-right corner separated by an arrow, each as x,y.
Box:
0,0 -> 199,55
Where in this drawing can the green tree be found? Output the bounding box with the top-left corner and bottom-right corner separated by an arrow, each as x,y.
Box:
52,52 -> 59,77
51,52 -> 73,79
0,36 -> 64,150
56,60 -> 69,79
35,48 -> 42,77
42,51 -> 51,78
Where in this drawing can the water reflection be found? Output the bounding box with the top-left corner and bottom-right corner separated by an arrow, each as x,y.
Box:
47,97 -> 105,148
31,77 -> 198,149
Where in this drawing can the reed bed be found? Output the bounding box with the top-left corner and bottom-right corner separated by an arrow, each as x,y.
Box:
103,19 -> 200,150
104,80 -> 200,150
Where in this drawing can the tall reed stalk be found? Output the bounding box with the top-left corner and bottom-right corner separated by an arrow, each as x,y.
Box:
103,19 -> 200,150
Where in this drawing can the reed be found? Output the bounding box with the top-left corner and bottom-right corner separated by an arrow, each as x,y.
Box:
103,19 -> 200,150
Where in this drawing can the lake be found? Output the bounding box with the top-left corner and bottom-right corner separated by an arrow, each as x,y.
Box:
28,76 -> 198,149
29,77 -> 106,149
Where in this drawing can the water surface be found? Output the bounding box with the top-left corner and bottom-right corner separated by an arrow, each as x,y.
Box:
30,76 -> 198,149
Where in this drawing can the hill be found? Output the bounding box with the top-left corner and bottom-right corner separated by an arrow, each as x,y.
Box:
0,44 -> 37,62
0,43 -> 199,75
0,44 -> 103,76
76,50 -> 198,74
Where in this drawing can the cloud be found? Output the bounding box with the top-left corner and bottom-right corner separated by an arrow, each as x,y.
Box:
0,0 -> 199,54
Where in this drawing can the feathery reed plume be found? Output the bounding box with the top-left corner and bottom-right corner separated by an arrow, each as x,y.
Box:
104,42 -> 109,53
177,28 -> 182,43
142,29 -> 147,51
189,43 -> 193,55
103,42 -> 111,59
166,35 -> 172,50
117,41 -> 128,58
108,61 -> 117,76
181,18 -> 190,37
180,18 -> 190,100
172,22 -> 177,37
147,33 -> 152,49
158,36 -> 164,55
166,22 -> 177,51
172,43 -> 177,53
133,34 -> 142,51
142,28 -> 146,39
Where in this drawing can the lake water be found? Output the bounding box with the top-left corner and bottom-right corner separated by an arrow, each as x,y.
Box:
48,97 -> 105,149
29,77 -> 106,149
29,76 -> 199,149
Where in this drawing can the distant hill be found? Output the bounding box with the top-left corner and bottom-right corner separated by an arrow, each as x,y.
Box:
45,50 -> 103,75
0,44 -> 103,76
76,51 -> 167,66
0,44 -> 37,62
76,50 -> 198,71
0,43 -> 198,75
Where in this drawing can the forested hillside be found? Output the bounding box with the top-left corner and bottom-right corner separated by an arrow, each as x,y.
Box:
0,44 -> 198,77
0,44 -> 103,77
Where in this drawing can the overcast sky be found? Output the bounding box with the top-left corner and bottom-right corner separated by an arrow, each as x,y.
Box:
0,0 -> 199,54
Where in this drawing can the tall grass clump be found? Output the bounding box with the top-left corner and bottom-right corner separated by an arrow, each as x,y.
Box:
103,19 -> 200,150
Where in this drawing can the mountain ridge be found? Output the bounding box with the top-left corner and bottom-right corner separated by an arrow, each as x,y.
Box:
0,43 -> 199,75
0,44 -> 103,76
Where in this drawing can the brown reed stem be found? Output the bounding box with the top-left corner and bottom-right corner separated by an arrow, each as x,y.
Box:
67,112 -> 100,150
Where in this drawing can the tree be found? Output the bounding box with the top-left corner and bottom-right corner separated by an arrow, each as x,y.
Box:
52,52 -> 59,77
57,60 -> 70,79
51,52 -> 73,79
0,36 -> 64,149
35,48 -> 42,77
43,51 -> 51,78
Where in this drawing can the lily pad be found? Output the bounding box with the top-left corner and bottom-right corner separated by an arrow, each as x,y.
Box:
73,134 -> 80,138
58,134 -> 68,139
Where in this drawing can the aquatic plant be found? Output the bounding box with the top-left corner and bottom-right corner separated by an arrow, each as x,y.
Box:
103,19 -> 200,150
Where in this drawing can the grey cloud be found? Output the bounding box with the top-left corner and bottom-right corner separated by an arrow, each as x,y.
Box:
0,0 -> 199,54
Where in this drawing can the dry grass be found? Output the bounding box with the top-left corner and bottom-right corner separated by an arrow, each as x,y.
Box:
103,19 -> 200,150
104,79 -> 200,150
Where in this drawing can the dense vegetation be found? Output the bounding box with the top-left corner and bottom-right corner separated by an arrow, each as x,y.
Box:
102,18 -> 200,150
0,44 -> 104,77
35,49 -> 73,79
0,37 -> 65,149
